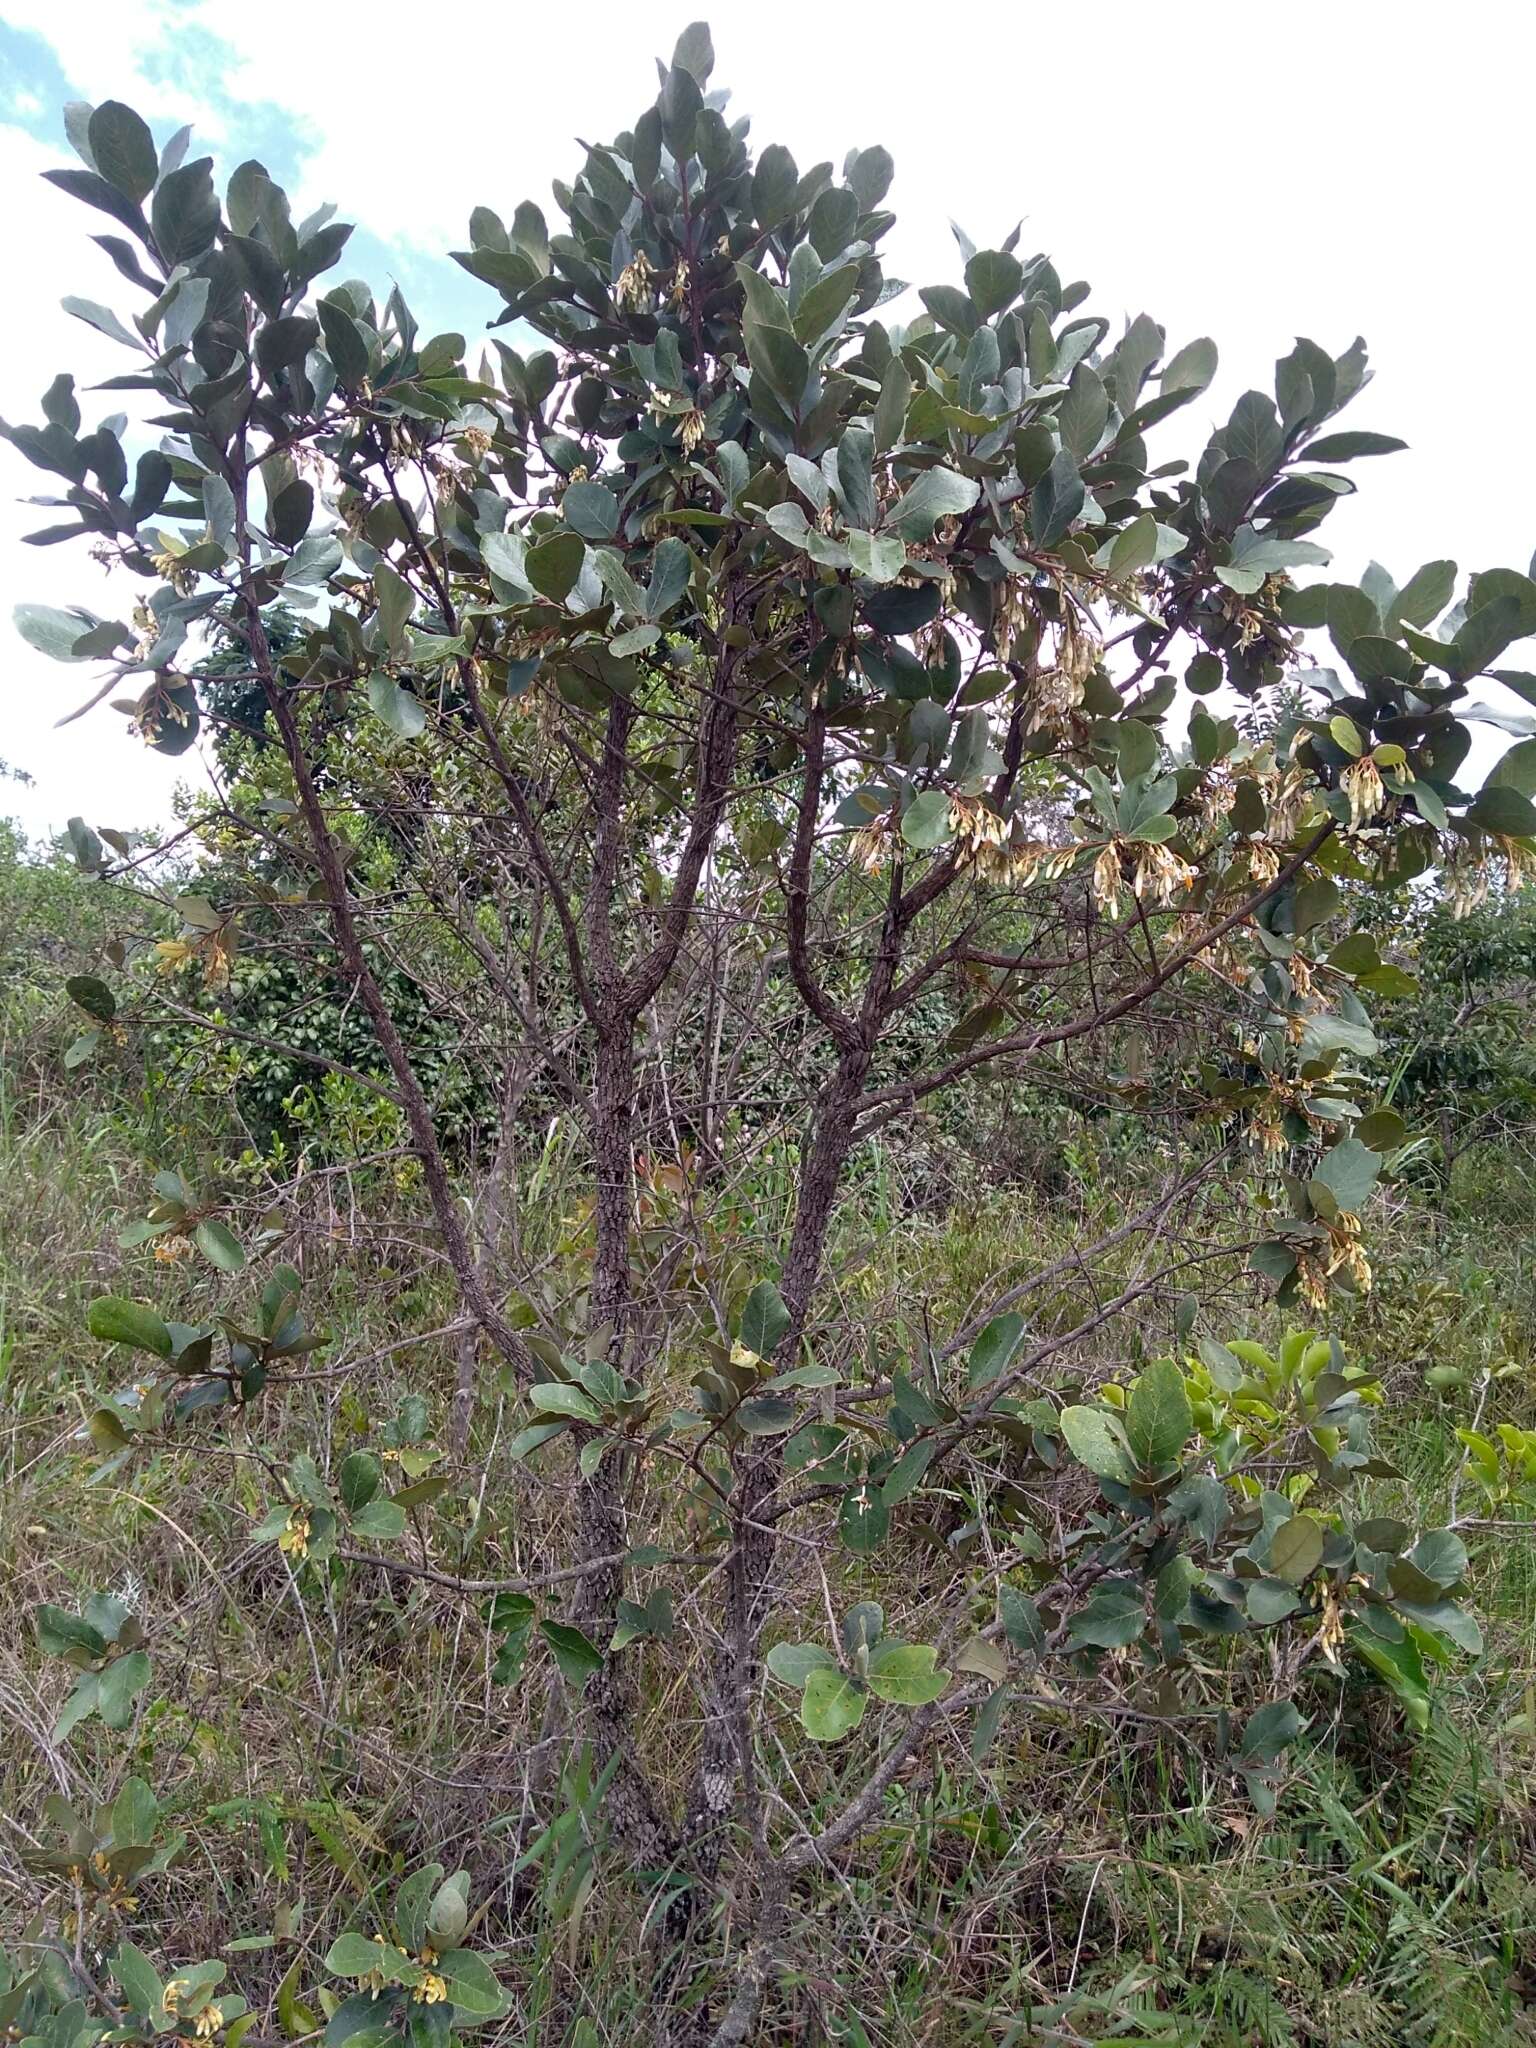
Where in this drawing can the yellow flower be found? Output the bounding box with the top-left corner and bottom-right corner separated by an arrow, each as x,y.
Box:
278,1507 -> 311,1560
614,250 -> 656,311
412,1974 -> 449,2007
1091,842 -> 1126,919
678,407 -> 707,453
1342,754 -> 1385,830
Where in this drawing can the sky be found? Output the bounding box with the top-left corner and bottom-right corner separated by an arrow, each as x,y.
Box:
1,0 -> 1533,841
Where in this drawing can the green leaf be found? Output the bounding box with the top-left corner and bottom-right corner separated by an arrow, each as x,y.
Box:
1270,1516 -> 1324,1584
97,1649 -> 151,1728
890,466 -> 980,541
66,973 -> 116,1021
736,1396 -> 798,1436
324,1936 -> 390,1980
967,1311 -> 1025,1390
525,531 -> 585,602
1352,1627 -> 1430,1729
540,1619 -> 603,1686
963,249 -> 1022,320
434,1951 -> 501,2019
88,1296 -> 173,1358
999,1583 -> 1045,1654
739,1279 -> 790,1358
530,1383 -> 603,1423
35,1603 -> 108,1660
350,1500 -> 407,1541
901,789 -> 953,851
800,1666 -> 868,1740
867,1642 -> 949,1705
1057,363 -> 1107,459
645,536 -> 693,619
1404,1528 -> 1468,1590
562,480 -> 619,541
151,157 -> 220,265
839,1482 -> 890,1553
765,1641 -> 837,1688
1029,449 -> 1085,549
15,602 -> 114,662
846,530 -> 907,583
1304,431 -> 1407,463
1060,1407 -> 1134,1485
89,102 -> 157,204
1069,1587 -> 1147,1649
1240,1698 -> 1303,1762
194,1218 -> 246,1273
1467,784 -> 1536,837
1161,335 -> 1218,395
372,561 -> 413,655
367,674 -> 427,741
1124,1358 -> 1193,1470
1310,1137 -> 1380,1217
338,1451 -> 382,1513
114,1941 -> 167,2021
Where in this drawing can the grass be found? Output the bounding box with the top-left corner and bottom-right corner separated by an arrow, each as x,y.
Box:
2,998 -> 1534,2047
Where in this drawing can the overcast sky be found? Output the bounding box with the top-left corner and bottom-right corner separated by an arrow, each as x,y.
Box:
2,0 -> 1533,840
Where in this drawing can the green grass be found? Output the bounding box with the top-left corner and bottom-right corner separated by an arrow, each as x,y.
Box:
2,1003 -> 1534,2046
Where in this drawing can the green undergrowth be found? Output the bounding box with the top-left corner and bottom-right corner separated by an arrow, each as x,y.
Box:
2,1029 -> 1533,2046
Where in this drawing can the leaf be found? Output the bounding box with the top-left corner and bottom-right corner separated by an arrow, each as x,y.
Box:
839,1483 -> 890,1554
1270,1516 -> 1324,1584
66,974 -> 116,1021
1309,1137 -> 1380,1216
1304,431 -> 1407,463
194,1219 -> 246,1273
739,1279 -> 790,1358
35,1603 -> 108,1659
967,1311 -> 1025,1389
434,1951 -> 501,2019
1467,784 -> 1536,836
645,536 -> 693,619
890,466 -> 980,541
846,530 -> 906,584
97,1649 -> 151,1728
1240,1699 -> 1303,1763
562,480 -> 619,541
901,789 -> 953,851
151,157 -> 220,266
525,531 -> 585,602
539,1619 -> 603,1686
114,1941 -> 167,2021
372,561 -> 413,655
1124,1358 -> 1193,1471
736,1396 -> 798,1436
1161,335 -> 1218,394
800,1666 -> 867,1740
367,674 -> 427,741
15,602 -> 112,662
999,1583 -> 1045,1654
324,1936 -> 390,1979
1060,1407 -> 1134,1485
88,1296 -> 173,1358
89,102 -> 157,204
112,1774 -> 160,1848
1405,1528 -> 1468,1590
867,1641 -> 949,1705
1057,363 -> 1107,459
529,1383 -> 602,1423
765,1641 -> 837,1688
1028,449 -> 1085,550
1069,1587 -> 1147,1649
350,1500 -> 407,1541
